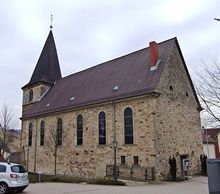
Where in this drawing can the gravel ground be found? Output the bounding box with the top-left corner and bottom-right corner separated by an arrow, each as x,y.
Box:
21,176 -> 208,194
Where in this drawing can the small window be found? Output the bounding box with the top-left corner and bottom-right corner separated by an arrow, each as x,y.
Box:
77,115 -> 83,145
40,87 -> 45,96
40,121 -> 45,146
99,111 -> 106,145
134,156 -> 139,165
28,122 -> 33,146
57,118 -> 62,146
186,92 -> 189,97
169,85 -> 173,91
29,89 -> 33,101
0,164 -> 6,172
121,156 -> 126,165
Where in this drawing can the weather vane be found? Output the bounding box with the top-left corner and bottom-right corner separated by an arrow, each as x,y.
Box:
50,14 -> 53,30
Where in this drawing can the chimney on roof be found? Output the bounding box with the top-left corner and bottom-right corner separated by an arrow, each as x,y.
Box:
149,41 -> 160,71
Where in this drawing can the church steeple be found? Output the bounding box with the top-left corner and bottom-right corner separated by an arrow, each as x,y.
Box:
23,30 -> 61,89
22,30 -> 61,105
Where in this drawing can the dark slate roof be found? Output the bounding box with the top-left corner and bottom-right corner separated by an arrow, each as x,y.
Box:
22,37 -> 196,119
23,31 -> 61,89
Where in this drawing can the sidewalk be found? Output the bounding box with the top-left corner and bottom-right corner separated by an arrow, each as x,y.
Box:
24,176 -> 209,194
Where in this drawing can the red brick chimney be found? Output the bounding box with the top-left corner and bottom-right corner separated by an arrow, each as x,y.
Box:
149,41 -> 159,69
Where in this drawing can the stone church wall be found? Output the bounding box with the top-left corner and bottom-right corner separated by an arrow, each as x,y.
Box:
153,44 -> 203,179
21,95 -> 158,178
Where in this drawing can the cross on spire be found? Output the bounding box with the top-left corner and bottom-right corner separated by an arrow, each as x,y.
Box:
50,14 -> 53,30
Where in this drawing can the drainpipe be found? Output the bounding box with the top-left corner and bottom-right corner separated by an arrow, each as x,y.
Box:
34,118 -> 38,172
112,101 -> 117,181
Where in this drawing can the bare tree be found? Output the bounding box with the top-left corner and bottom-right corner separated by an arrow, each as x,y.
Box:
44,123 -> 70,175
196,58 -> 220,127
0,103 -> 15,157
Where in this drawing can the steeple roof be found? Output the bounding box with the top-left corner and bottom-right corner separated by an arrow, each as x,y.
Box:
23,30 -> 61,88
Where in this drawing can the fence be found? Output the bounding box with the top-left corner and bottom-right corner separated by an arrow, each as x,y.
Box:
106,164 -> 155,181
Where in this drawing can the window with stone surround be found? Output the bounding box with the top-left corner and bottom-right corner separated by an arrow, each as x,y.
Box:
28,122 -> 33,146
77,114 -> 83,145
40,121 -> 45,146
29,89 -> 33,102
121,156 -> 126,165
133,156 -> 139,165
99,111 -> 106,145
124,107 -> 133,144
57,118 -> 62,146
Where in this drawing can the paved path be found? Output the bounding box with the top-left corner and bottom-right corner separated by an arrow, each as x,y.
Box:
21,176 -> 208,194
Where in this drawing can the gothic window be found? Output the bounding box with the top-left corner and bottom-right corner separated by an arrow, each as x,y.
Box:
40,121 -> 45,146
29,89 -> 33,102
28,122 -> 33,146
99,111 -> 106,145
124,107 -> 133,144
57,118 -> 62,146
77,115 -> 83,145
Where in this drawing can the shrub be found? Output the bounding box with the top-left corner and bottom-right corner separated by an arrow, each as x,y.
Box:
169,156 -> 177,181
28,173 -> 125,186
87,178 -> 126,186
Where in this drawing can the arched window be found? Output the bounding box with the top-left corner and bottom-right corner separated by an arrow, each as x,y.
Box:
99,111 -> 106,145
124,107 -> 133,144
29,89 -> 33,102
77,115 -> 83,145
57,118 -> 62,146
28,123 -> 33,146
40,121 -> 45,146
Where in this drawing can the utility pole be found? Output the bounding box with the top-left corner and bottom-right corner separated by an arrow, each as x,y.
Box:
112,102 -> 117,181
205,128 -> 210,158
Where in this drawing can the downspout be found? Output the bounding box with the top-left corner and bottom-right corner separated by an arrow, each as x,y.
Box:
34,118 -> 38,172
112,101 -> 117,181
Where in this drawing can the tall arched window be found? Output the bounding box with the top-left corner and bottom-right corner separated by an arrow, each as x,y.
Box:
99,111 -> 106,145
124,107 -> 133,144
28,122 -> 33,146
40,121 -> 45,146
57,118 -> 62,146
77,115 -> 83,145
29,89 -> 33,102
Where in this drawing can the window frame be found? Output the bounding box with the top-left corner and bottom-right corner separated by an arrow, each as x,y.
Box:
40,121 -> 45,146
124,107 -> 134,144
121,156 -> 126,165
29,89 -> 33,102
57,118 -> 62,146
77,114 -> 83,145
133,156 -> 139,165
98,111 -> 106,145
28,122 -> 33,147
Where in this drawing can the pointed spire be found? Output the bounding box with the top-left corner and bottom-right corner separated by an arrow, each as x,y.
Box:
23,30 -> 62,88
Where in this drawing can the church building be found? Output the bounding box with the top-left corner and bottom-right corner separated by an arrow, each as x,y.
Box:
21,29 -> 203,180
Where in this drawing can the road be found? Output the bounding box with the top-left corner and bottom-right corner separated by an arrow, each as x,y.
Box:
21,176 -> 208,194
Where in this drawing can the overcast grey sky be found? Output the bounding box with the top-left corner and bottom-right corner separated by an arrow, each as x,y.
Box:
0,0 -> 220,128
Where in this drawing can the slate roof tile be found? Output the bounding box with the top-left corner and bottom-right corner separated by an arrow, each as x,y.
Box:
22,37 -> 177,118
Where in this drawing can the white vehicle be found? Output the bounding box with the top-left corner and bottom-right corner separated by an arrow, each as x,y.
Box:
0,162 -> 29,194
